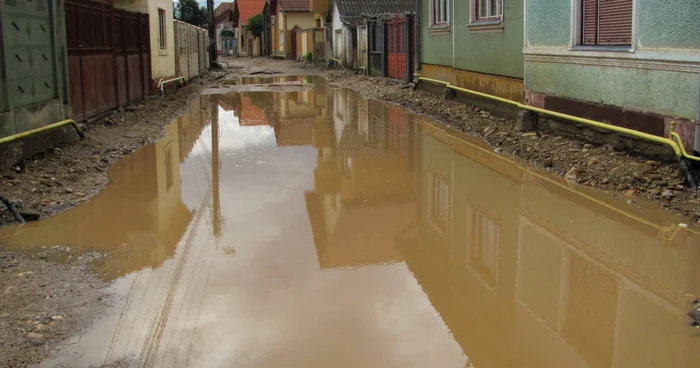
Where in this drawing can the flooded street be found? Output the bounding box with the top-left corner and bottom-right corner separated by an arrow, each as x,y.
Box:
2,79 -> 700,367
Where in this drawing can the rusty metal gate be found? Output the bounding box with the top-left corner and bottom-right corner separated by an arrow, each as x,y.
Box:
386,17 -> 406,81
65,0 -> 150,121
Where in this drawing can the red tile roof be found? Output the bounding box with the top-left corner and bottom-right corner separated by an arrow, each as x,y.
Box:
280,0 -> 310,12
235,0 -> 267,26
240,97 -> 269,126
214,2 -> 235,24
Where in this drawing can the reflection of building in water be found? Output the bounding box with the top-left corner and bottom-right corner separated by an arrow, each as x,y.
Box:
306,88 -> 418,269
1,96 -> 211,280
267,86 -> 326,147
399,121 -> 700,368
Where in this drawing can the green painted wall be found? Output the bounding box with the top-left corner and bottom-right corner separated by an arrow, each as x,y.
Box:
419,0 -> 452,68
526,62 -> 700,120
638,0 -> 700,49
526,0 -> 569,46
421,0 -> 524,79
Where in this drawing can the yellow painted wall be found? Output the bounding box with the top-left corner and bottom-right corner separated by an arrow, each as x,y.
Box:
422,64 -> 524,102
285,12 -> 315,30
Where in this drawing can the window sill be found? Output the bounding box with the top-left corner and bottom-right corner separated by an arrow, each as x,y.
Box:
569,45 -> 634,53
467,20 -> 504,33
428,26 -> 450,35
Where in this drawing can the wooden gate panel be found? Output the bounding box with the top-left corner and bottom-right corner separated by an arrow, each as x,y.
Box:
66,1 -> 150,120
387,17 -> 406,81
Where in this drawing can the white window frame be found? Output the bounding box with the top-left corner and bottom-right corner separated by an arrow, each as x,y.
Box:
429,0 -> 450,29
471,0 -> 503,23
427,170 -> 449,234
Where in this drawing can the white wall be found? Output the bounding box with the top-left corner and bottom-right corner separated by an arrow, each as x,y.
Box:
332,4 -> 344,59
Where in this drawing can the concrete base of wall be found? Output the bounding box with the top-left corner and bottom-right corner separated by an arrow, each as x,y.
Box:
420,80 -> 677,160
0,125 -> 78,169
0,100 -> 72,168
527,90 -> 696,154
538,116 -> 674,160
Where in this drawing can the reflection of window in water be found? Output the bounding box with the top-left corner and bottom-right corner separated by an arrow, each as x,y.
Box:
329,194 -> 339,211
343,157 -> 353,178
335,91 -> 344,120
465,204 -> 499,289
387,108 -> 407,158
428,171 -> 449,233
165,146 -> 173,191
562,252 -> 618,368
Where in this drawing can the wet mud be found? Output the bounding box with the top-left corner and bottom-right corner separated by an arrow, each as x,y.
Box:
1,71 -> 700,367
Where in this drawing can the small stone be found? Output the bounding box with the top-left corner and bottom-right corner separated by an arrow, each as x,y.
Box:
51,315 -> 63,320
661,189 -> 674,199
676,185 -> 685,191
582,148 -> 589,153
64,187 -> 74,194
583,143 -> 593,149
587,157 -> 598,166
565,166 -> 579,183
645,160 -> 656,166
601,178 -> 610,185
624,189 -> 636,197
125,105 -> 138,112
522,132 -> 537,137
26,332 -> 43,339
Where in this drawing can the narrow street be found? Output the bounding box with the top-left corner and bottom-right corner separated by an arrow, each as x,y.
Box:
1,60 -> 699,367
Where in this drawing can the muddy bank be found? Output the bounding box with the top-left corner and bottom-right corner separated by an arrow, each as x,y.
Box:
0,246 -> 109,368
0,75 -> 217,227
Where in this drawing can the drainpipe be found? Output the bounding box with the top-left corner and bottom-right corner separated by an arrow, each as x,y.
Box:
415,0 -> 421,75
695,75 -> 700,154
207,0 -> 217,66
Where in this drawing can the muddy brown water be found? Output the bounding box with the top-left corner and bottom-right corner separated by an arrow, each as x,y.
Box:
1,82 -> 700,367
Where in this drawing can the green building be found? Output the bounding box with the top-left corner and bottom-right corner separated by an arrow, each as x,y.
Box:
418,0 -> 524,102
524,0 -> 700,152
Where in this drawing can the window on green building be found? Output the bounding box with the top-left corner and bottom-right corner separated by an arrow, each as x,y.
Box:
474,0 -> 502,22
429,0 -> 449,28
581,0 -> 632,46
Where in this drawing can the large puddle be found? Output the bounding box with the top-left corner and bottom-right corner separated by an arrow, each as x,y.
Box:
2,80 -> 700,367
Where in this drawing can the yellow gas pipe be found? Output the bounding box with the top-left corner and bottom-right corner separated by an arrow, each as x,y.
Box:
0,119 -> 84,145
418,77 -> 700,163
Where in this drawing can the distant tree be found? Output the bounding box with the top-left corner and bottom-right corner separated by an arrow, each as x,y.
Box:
246,14 -> 264,37
176,0 -> 208,28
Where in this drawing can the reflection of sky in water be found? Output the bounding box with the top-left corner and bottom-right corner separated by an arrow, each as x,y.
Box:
37,97 -> 465,367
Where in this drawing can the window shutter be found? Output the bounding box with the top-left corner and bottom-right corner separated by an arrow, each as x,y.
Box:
582,0 -> 598,46
598,0 -> 632,46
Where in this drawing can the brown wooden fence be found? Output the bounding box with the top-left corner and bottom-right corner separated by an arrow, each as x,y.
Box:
65,0 -> 151,121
